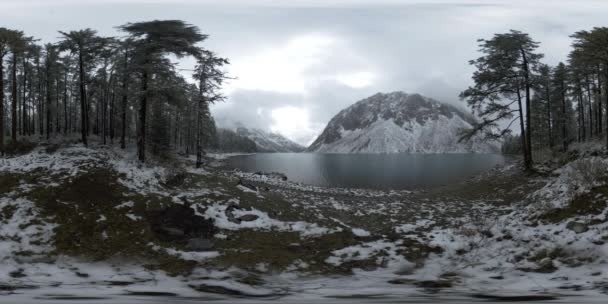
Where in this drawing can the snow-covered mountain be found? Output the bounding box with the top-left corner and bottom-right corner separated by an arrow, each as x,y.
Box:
236,127 -> 305,153
307,92 -> 499,153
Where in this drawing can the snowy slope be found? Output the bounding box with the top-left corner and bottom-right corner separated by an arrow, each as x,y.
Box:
236,127 -> 305,153
308,92 -> 498,153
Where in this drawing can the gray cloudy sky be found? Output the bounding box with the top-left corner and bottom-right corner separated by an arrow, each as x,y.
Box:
1,0 -> 607,145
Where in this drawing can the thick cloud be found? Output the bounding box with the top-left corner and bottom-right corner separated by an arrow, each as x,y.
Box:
1,0 -> 607,145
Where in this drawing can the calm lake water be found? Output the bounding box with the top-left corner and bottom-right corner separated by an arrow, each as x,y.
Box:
226,153 -> 506,190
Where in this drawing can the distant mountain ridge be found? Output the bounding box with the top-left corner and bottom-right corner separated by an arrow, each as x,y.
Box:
236,127 -> 305,153
215,128 -> 258,153
307,92 -> 498,153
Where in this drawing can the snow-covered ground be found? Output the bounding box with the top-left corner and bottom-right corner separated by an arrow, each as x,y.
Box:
1,142 -> 608,302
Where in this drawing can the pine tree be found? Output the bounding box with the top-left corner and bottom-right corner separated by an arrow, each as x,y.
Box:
571,28 -> 608,148
533,64 -> 554,148
193,51 -> 229,168
0,28 -> 14,154
43,43 -> 59,140
552,63 -> 572,151
120,20 -> 205,163
8,30 -> 28,142
460,30 -> 543,170
58,29 -> 108,146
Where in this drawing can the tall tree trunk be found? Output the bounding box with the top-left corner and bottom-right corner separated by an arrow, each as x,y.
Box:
55,75 -> 60,133
578,93 -> 584,142
101,69 -> 107,145
78,49 -> 87,146
121,49 -> 128,150
605,62 -> 608,149
0,54 -> 5,154
11,53 -> 18,142
546,78 -> 553,148
174,111 -> 179,148
586,73 -> 594,138
185,106 -> 191,156
63,68 -> 68,134
597,67 -> 602,136
196,77 -> 205,168
17,71 -> 21,136
22,57 -> 27,136
110,84 -> 115,143
516,87 -> 529,170
520,49 -> 532,168
103,91 -> 107,145
28,65 -> 33,136
137,59 -> 148,162
577,77 -> 586,142
38,61 -> 43,136
561,78 -> 568,152
46,61 -> 52,141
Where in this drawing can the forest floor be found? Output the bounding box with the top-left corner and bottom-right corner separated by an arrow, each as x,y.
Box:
1,140 -> 608,302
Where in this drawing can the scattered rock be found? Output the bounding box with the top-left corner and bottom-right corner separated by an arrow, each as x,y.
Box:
104,281 -> 135,286
126,291 -> 178,297
455,248 -> 467,255
530,258 -> 558,273
226,203 -> 243,223
44,144 -> 61,154
480,230 -> 494,238
287,243 -> 301,253
237,178 -> 258,191
164,170 -> 188,188
189,283 -> 273,298
147,204 -> 215,242
75,271 -> 90,278
388,278 -> 414,285
566,221 -> 588,234
8,269 -> 26,278
558,284 -> 583,291
160,227 -> 185,236
186,238 -> 214,251
0,283 -> 39,292
472,294 -> 558,301
178,196 -> 191,204
237,214 -> 260,222
254,171 -> 288,181
414,280 -> 453,289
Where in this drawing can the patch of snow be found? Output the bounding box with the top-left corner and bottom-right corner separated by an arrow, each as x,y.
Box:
202,202 -> 339,237
125,213 -> 141,221
150,244 -> 220,261
530,157 -> 608,210
114,201 -> 135,209
395,219 -> 435,233
97,214 -> 107,222
351,228 -> 371,237
325,239 -> 412,269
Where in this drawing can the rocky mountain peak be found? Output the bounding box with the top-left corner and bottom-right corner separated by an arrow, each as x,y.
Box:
308,92 -> 497,153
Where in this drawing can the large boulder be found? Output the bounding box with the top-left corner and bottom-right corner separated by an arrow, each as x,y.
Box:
146,204 -> 215,242
566,221 -> 589,234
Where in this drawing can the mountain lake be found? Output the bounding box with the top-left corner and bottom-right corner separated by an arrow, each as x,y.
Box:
226,153 -> 507,190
